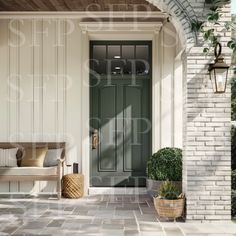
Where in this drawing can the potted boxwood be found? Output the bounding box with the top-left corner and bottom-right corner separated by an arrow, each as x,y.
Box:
146,147 -> 182,196
154,181 -> 185,220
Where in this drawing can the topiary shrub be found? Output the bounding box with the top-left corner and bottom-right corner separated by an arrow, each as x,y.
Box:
147,147 -> 182,181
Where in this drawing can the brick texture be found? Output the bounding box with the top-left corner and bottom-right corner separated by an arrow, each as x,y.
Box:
148,0 -> 232,221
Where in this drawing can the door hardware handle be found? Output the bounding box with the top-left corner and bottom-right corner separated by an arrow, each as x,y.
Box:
92,129 -> 99,149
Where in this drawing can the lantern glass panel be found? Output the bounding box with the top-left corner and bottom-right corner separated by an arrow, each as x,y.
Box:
210,69 -> 217,93
214,68 -> 228,93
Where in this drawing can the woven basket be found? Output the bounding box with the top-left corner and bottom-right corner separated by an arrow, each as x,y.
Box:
154,197 -> 184,219
62,174 -> 84,199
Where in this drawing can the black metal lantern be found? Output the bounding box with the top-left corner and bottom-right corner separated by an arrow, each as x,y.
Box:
208,42 -> 229,93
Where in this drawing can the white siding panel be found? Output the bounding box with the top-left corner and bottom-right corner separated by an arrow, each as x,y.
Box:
19,20 -> 33,142
57,20 -> 66,140
174,58 -> 183,148
66,20 -> 82,167
18,20 -> 34,192
42,19 -> 57,142
9,19 -> 20,192
0,20 -> 10,192
161,23 -> 176,148
33,19 -> 43,143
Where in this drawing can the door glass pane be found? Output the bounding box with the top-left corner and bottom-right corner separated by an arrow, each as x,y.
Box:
122,45 -> 135,75
122,45 -> 135,59
92,60 -> 106,75
93,45 -> 106,60
136,45 -> 149,75
136,45 -> 149,60
108,45 -> 121,75
108,45 -> 120,59
91,42 -> 151,77
93,45 -> 106,75
109,60 -> 123,75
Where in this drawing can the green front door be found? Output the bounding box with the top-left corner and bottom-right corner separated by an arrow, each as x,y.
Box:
90,41 -> 152,187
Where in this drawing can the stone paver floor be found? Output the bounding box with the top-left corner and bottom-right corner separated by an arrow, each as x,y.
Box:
0,194 -> 236,236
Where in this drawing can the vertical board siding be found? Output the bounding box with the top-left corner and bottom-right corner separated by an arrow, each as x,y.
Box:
0,19 -> 182,193
42,19 -> 57,142
160,22 -> 176,148
19,20 -> 33,142
0,20 -> 10,192
18,20 -> 34,192
33,19 -> 43,142
0,19 -> 80,193
9,19 -> 20,192
66,20 -> 82,168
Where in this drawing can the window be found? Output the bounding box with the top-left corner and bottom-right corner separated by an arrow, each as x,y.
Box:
90,41 -> 151,77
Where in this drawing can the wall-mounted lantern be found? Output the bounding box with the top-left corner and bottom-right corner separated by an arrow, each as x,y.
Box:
208,42 -> 229,93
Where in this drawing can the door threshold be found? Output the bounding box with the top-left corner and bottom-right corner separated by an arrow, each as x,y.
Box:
88,187 -> 147,195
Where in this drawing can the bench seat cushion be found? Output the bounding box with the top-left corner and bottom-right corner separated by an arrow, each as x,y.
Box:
0,167 -> 57,176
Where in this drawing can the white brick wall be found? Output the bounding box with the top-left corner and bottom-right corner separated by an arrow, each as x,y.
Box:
184,47 -> 231,220
149,0 -> 232,221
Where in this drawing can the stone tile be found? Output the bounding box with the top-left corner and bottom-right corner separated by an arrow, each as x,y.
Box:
100,229 -> 125,236
164,226 -> 184,236
20,220 -> 49,230
103,219 -> 124,224
1,195 -> 236,236
102,224 -> 124,230
47,219 -> 64,227
140,232 -> 165,236
12,228 -> 42,235
0,225 -> 19,234
80,223 -> 102,232
139,222 -> 162,232
124,230 -> 140,236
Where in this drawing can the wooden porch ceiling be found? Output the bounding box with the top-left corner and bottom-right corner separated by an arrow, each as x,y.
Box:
0,0 -> 160,12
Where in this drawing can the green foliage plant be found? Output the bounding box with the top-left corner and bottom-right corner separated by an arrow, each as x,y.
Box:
159,181 -> 181,200
190,0 -> 236,73
147,147 -> 182,181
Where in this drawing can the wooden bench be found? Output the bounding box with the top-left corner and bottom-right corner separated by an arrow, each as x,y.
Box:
0,142 -> 65,199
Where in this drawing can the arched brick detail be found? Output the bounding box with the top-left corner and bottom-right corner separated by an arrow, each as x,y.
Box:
146,0 -> 197,44
147,0 -> 232,222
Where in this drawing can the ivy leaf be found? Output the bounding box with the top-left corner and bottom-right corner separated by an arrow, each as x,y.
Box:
209,6 -> 219,12
207,11 -> 220,23
191,19 -> 204,32
228,40 -> 236,53
225,22 -> 231,30
204,29 -> 214,40
203,48 -> 209,54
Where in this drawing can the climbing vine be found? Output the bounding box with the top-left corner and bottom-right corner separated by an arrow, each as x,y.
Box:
191,0 -> 236,73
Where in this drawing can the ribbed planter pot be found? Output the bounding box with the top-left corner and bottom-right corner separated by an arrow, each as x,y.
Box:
146,179 -> 182,197
153,197 -> 185,219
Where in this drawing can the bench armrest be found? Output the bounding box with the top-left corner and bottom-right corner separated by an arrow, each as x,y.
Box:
57,158 -> 65,163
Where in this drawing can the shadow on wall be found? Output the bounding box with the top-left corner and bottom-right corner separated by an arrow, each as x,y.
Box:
183,51 -> 231,202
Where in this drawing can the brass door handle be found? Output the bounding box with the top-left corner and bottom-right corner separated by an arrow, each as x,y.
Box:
92,129 -> 99,149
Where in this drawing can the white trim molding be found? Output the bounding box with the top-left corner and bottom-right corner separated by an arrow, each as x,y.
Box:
0,11 -> 169,19
80,22 -> 162,195
79,22 -> 163,34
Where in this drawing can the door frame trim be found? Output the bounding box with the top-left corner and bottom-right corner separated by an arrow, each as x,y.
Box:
81,24 -> 162,195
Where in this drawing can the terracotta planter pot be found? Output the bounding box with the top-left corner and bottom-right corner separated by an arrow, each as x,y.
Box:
153,197 -> 185,219
146,179 -> 182,196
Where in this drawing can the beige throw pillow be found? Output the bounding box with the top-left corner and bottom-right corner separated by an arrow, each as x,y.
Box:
21,147 -> 48,167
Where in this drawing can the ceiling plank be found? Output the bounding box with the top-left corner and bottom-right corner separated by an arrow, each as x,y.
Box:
0,0 -> 160,12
